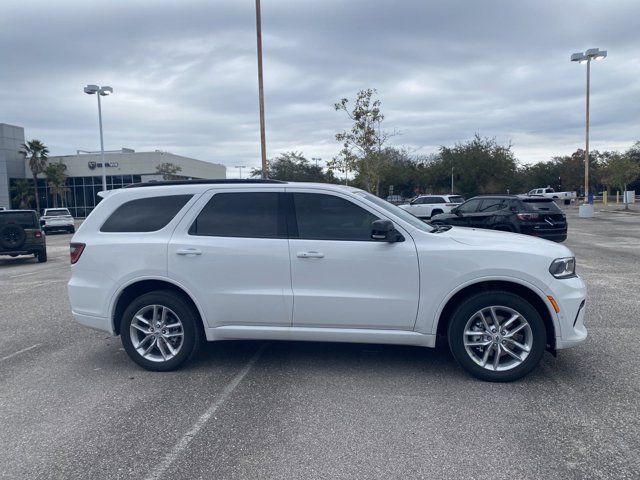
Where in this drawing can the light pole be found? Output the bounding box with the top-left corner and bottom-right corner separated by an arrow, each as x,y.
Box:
235,165 -> 246,179
312,157 -> 322,169
570,48 -> 606,210
84,84 -> 113,192
255,0 -> 268,179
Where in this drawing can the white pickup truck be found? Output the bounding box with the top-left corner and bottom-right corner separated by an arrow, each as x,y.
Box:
40,208 -> 75,233
527,188 -> 576,204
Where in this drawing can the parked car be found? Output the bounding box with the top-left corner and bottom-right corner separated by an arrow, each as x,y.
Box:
398,194 -> 465,219
527,187 -> 576,205
431,195 -> 567,242
0,209 -> 47,262
67,180 -> 586,382
40,208 -> 75,233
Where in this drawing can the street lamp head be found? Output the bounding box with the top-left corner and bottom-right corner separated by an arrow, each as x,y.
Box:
84,84 -> 99,95
570,52 -> 584,62
585,48 -> 607,61
99,86 -> 113,96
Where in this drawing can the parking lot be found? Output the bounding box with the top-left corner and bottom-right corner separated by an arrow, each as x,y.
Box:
1,210 -> 639,480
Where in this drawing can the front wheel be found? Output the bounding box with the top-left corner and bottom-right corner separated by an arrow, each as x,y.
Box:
120,290 -> 202,371
448,291 -> 546,382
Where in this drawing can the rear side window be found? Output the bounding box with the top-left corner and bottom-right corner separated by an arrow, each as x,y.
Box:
423,196 -> 445,204
292,193 -> 380,241
522,199 -> 562,213
189,192 -> 285,238
448,196 -> 465,203
101,195 -> 192,232
457,198 -> 482,213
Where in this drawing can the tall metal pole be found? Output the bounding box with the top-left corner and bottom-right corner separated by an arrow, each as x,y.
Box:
96,93 -> 107,192
450,160 -> 454,194
255,0 -> 268,179
236,165 -> 246,179
584,59 -> 591,202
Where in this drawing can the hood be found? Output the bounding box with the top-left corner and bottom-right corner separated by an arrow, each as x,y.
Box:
444,226 -> 572,257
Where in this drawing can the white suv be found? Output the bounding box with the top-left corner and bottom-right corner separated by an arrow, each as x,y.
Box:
398,194 -> 465,219
41,208 -> 75,233
67,180 -> 587,381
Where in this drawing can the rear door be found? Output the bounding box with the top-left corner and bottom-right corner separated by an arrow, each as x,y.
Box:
168,187 -> 293,328
287,188 -> 419,330
466,198 -> 508,229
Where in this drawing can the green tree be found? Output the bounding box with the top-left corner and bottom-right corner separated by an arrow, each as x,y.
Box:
438,135 -> 518,197
11,179 -> 35,209
44,162 -> 69,207
330,89 -> 392,194
19,139 -> 49,213
601,153 -> 640,210
156,162 -> 183,180
251,151 -> 337,183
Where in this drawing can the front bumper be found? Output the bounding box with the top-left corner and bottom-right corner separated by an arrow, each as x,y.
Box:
548,275 -> 587,349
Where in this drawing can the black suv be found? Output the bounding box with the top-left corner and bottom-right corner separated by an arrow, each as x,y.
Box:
430,195 -> 567,242
0,210 -> 47,262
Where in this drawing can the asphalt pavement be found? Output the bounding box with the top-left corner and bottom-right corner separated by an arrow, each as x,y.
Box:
1,211 -> 639,479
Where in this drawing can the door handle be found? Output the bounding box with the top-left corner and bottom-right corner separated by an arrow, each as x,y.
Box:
176,248 -> 202,256
296,251 -> 324,259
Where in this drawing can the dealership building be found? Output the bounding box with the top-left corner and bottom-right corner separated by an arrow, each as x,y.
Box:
1,123 -> 226,217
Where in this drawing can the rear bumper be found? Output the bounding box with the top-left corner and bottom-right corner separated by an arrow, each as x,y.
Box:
72,311 -> 115,335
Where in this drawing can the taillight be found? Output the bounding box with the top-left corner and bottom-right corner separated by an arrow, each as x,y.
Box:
516,213 -> 539,221
70,243 -> 85,264
34,231 -> 42,238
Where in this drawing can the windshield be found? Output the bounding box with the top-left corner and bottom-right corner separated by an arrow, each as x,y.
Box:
355,191 -> 434,232
522,199 -> 562,213
46,209 -> 71,216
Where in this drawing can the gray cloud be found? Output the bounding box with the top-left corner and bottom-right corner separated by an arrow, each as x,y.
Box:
1,0 -> 638,176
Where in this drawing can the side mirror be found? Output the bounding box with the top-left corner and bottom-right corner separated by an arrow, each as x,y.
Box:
453,208 -> 462,216
371,219 -> 403,243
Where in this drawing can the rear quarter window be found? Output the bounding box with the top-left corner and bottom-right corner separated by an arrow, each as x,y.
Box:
100,195 -> 193,232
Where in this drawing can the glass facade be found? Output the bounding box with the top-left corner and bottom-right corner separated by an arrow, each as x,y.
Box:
9,175 -> 142,217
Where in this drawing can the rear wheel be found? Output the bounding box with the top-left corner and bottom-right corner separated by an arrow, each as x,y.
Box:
68,226 -> 76,233
36,248 -> 47,263
430,209 -> 443,218
448,291 -> 546,382
120,290 -> 202,371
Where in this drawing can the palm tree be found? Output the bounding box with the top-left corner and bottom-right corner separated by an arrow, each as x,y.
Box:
19,139 -> 49,213
11,179 -> 35,209
44,162 -> 69,207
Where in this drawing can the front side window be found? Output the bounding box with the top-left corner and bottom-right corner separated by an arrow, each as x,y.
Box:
189,192 -> 285,238
101,195 -> 192,232
457,198 -> 482,213
293,193 -> 380,241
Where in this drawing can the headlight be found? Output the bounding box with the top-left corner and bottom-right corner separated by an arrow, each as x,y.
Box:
549,257 -> 576,279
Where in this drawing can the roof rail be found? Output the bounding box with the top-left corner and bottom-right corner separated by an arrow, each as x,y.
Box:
124,179 -> 286,188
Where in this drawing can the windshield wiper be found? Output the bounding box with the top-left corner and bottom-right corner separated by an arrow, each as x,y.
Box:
432,224 -> 452,233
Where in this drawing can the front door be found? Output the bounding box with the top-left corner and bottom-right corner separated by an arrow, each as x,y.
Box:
287,189 -> 420,330
168,188 -> 292,328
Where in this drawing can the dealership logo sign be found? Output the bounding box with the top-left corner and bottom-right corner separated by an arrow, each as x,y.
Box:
88,161 -> 119,170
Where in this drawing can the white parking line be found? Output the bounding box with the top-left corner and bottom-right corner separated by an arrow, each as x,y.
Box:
7,266 -> 66,279
0,343 -> 42,362
143,343 -> 267,480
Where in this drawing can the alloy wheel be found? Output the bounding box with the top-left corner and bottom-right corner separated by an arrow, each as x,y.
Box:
129,305 -> 184,363
463,305 -> 533,372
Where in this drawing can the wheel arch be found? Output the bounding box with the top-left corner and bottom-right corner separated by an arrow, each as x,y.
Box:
434,279 -> 557,350
110,277 -> 206,336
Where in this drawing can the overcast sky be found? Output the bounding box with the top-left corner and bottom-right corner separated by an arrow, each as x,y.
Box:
1,0 -> 639,177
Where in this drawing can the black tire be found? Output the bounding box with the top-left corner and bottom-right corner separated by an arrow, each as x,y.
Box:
493,225 -> 513,232
69,226 -> 76,234
448,290 -> 546,382
120,290 -> 202,371
0,224 -> 26,250
36,248 -> 47,263
430,209 -> 443,218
